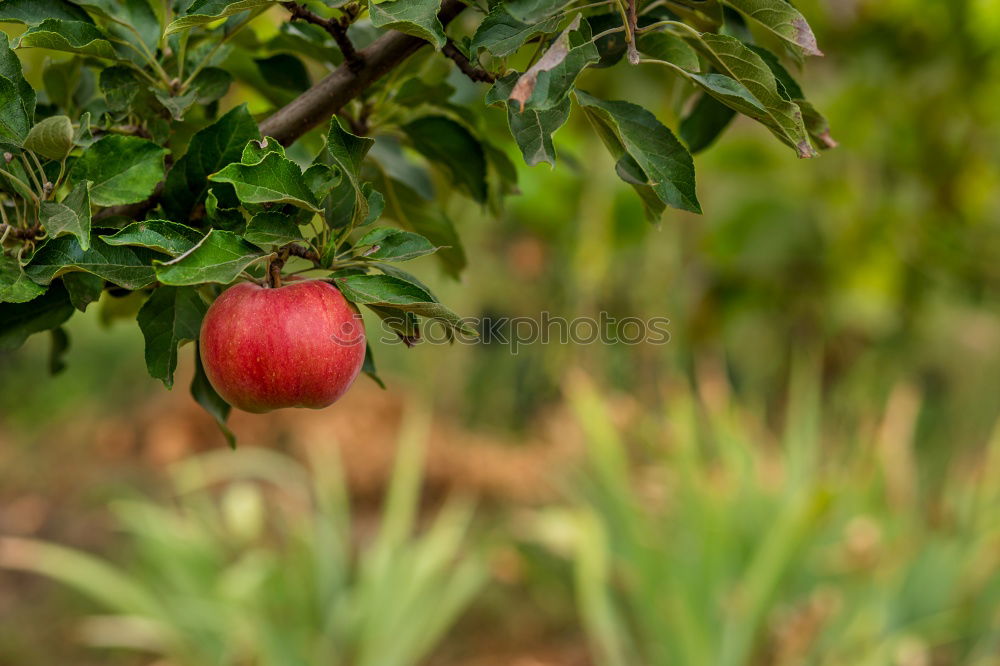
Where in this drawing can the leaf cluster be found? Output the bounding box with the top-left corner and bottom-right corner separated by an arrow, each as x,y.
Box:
0,0 -> 831,442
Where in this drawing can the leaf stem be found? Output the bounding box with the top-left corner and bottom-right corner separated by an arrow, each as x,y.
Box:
0,198 -> 10,231
106,15 -> 173,85
179,8 -> 266,92
2,165 -> 40,208
636,19 -> 701,38
19,154 -> 43,197
27,151 -> 52,199
54,156 -> 68,193
559,0 -> 617,16
590,25 -> 626,42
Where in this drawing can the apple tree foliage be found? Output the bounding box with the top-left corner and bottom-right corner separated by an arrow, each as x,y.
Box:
0,0 -> 832,441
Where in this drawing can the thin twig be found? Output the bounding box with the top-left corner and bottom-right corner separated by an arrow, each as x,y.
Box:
442,39 -> 495,83
0,222 -> 41,240
625,0 -> 640,64
287,243 -> 320,263
282,1 -> 364,72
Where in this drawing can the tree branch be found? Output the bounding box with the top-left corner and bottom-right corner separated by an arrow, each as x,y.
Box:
281,1 -> 363,72
442,39 -> 495,83
95,0 -> 468,223
260,0 -> 467,145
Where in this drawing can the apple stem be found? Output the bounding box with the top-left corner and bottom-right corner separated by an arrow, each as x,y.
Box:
268,261 -> 283,288
267,247 -> 292,288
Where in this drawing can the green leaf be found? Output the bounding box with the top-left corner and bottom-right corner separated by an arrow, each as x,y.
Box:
587,13 -> 626,68
504,0 -> 573,23
0,281 -> 73,350
401,116 -> 487,203
244,211 -> 304,248
0,32 -> 35,145
361,184 -> 384,226
43,58 -> 80,111
368,303 -> 420,345
487,72 -> 570,167
204,188 -> 247,232
334,273 -> 473,334
470,4 -> 560,58
18,19 -> 120,60
369,0 -> 445,48
153,88 -> 198,121
166,0 -> 275,35
79,0 -> 160,53
361,343 -> 386,389
62,271 -> 104,311
99,65 -> 143,112
303,163 -> 337,201
797,99 -> 836,150
25,115 -> 74,160
100,220 -> 203,256
137,286 -> 207,388
375,263 -> 433,294
615,153 -> 665,223
163,104 -> 260,221
26,234 -> 159,290
373,173 -> 465,278
394,76 -> 455,108
0,78 -> 32,146
721,0 -> 822,56
326,118 -> 375,226
192,341 -> 236,448
0,254 -> 45,303
154,229 -> 264,285
355,227 -> 438,262
748,44 -> 836,149
39,180 -> 92,250
241,135 -> 284,164
69,134 -> 168,206
508,14 -> 599,112
0,0 -> 92,25
255,54 -> 309,92
636,32 -> 700,72
576,90 -> 700,218
188,67 -> 233,105
73,111 -> 96,147
48,325 -> 69,374
680,92 -> 736,153
687,32 -> 815,157
0,157 -> 35,199
209,152 -> 320,212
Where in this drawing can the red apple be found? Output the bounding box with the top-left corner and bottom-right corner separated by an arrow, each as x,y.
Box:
199,279 -> 366,413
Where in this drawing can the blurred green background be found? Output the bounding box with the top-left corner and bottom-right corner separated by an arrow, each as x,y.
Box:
2,0 -> 1000,664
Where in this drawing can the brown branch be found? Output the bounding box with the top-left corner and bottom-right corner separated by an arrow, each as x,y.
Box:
282,1 -> 363,72
261,0 -> 467,145
0,222 -> 41,241
442,39 -> 495,83
626,0 -> 640,65
287,243 -> 320,263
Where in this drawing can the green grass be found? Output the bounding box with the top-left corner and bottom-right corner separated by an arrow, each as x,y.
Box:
546,364 -> 1000,666
0,408 -> 485,666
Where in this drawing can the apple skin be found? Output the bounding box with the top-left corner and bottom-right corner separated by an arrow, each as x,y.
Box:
199,279 -> 366,413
